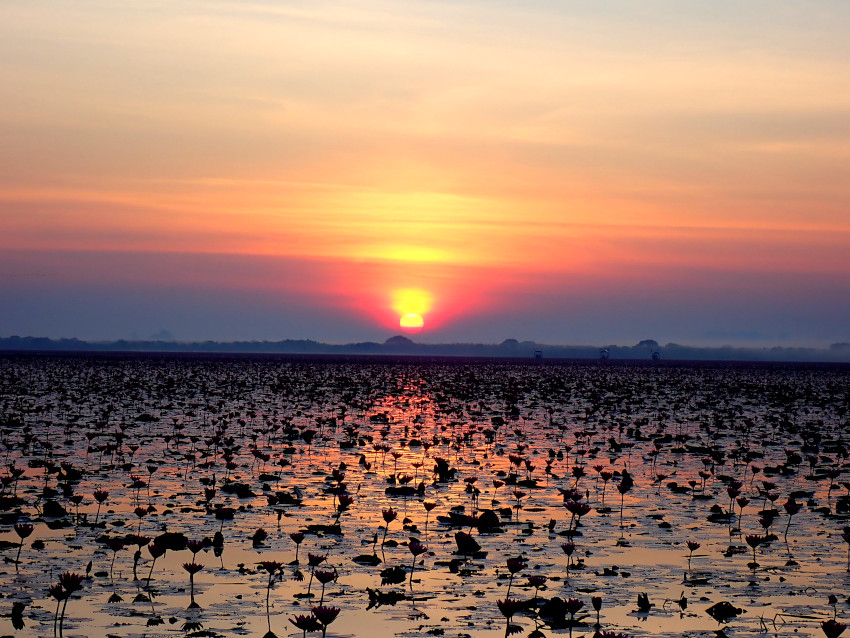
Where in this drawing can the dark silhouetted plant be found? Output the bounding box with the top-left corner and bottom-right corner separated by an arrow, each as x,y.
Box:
259,560 -> 283,637
311,605 -> 340,638
182,561 -> 203,608
13,523 -> 33,567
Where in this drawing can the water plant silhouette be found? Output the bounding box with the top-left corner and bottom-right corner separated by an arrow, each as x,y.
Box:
591,595 -> 602,628
564,500 -> 591,534
497,597 -> 524,638
305,553 -> 326,598
783,497 -> 802,541
745,534 -> 764,568
289,532 -> 305,565
617,471 -> 633,533
564,597 -> 584,635
527,574 -> 546,602
422,500 -> 437,539
822,619 -> 847,638
182,561 -> 204,608
289,613 -> 322,638
106,537 -> 125,580
513,490 -> 526,528
736,496 -> 750,527
492,479 -> 504,504
258,560 -> 283,637
381,507 -> 398,561
311,605 -> 341,638
69,494 -> 83,524
126,533 -> 150,580
408,540 -> 427,587
686,540 -> 700,570
598,470 -> 613,509
13,522 -> 33,567
252,527 -> 269,548
53,571 -> 84,638
315,568 -> 337,604
146,542 -> 165,585
335,493 -> 354,524
504,557 -> 526,598
49,583 -> 65,636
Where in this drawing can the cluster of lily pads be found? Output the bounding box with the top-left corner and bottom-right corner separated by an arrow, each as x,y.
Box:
0,355 -> 848,638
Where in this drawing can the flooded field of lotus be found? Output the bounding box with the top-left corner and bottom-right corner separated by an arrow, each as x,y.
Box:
0,354 -> 849,638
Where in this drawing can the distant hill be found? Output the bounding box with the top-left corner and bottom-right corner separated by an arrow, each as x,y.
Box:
2,334 -> 850,362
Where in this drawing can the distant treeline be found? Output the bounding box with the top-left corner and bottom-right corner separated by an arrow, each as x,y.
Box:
2,334 -> 850,362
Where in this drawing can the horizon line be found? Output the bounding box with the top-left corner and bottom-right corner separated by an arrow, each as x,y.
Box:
2,334 -> 849,363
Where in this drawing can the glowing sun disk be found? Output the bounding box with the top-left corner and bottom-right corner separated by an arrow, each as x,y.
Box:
400,313 -> 424,329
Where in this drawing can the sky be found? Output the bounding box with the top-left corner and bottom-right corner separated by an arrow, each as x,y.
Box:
2,0 -> 850,347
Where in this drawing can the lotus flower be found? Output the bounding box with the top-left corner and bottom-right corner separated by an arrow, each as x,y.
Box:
504,557 -> 526,598
315,568 -> 337,604
55,572 -> 84,637
408,540 -> 427,586
592,595 -> 603,625
182,562 -> 203,608
289,613 -> 322,637
259,560 -> 284,634
311,605 -> 340,638
146,543 -> 165,584
289,532 -> 305,564
13,523 -> 33,566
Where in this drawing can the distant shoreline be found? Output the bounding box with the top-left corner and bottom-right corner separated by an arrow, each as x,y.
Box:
2,334 -> 849,363
3,352 -> 850,371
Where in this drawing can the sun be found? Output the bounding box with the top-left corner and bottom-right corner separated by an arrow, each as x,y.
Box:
399,312 -> 424,332
391,288 -> 432,333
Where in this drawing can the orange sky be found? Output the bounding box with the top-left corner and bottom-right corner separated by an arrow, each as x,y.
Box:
2,1 -> 850,345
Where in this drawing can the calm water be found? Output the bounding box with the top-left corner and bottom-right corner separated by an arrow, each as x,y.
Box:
0,354 -> 848,638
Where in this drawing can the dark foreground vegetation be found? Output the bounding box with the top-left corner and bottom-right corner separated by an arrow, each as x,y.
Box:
0,354 -> 848,637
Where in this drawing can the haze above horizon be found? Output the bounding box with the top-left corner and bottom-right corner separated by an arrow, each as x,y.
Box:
2,1 -> 850,348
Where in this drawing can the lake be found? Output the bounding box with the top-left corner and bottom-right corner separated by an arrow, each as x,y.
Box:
0,354 -> 848,638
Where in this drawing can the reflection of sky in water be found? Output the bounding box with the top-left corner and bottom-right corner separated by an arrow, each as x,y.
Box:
0,357 -> 848,637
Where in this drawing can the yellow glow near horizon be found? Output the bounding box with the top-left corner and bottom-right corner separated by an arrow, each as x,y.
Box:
392,288 -> 432,317
363,245 -> 450,263
399,312 -> 424,330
